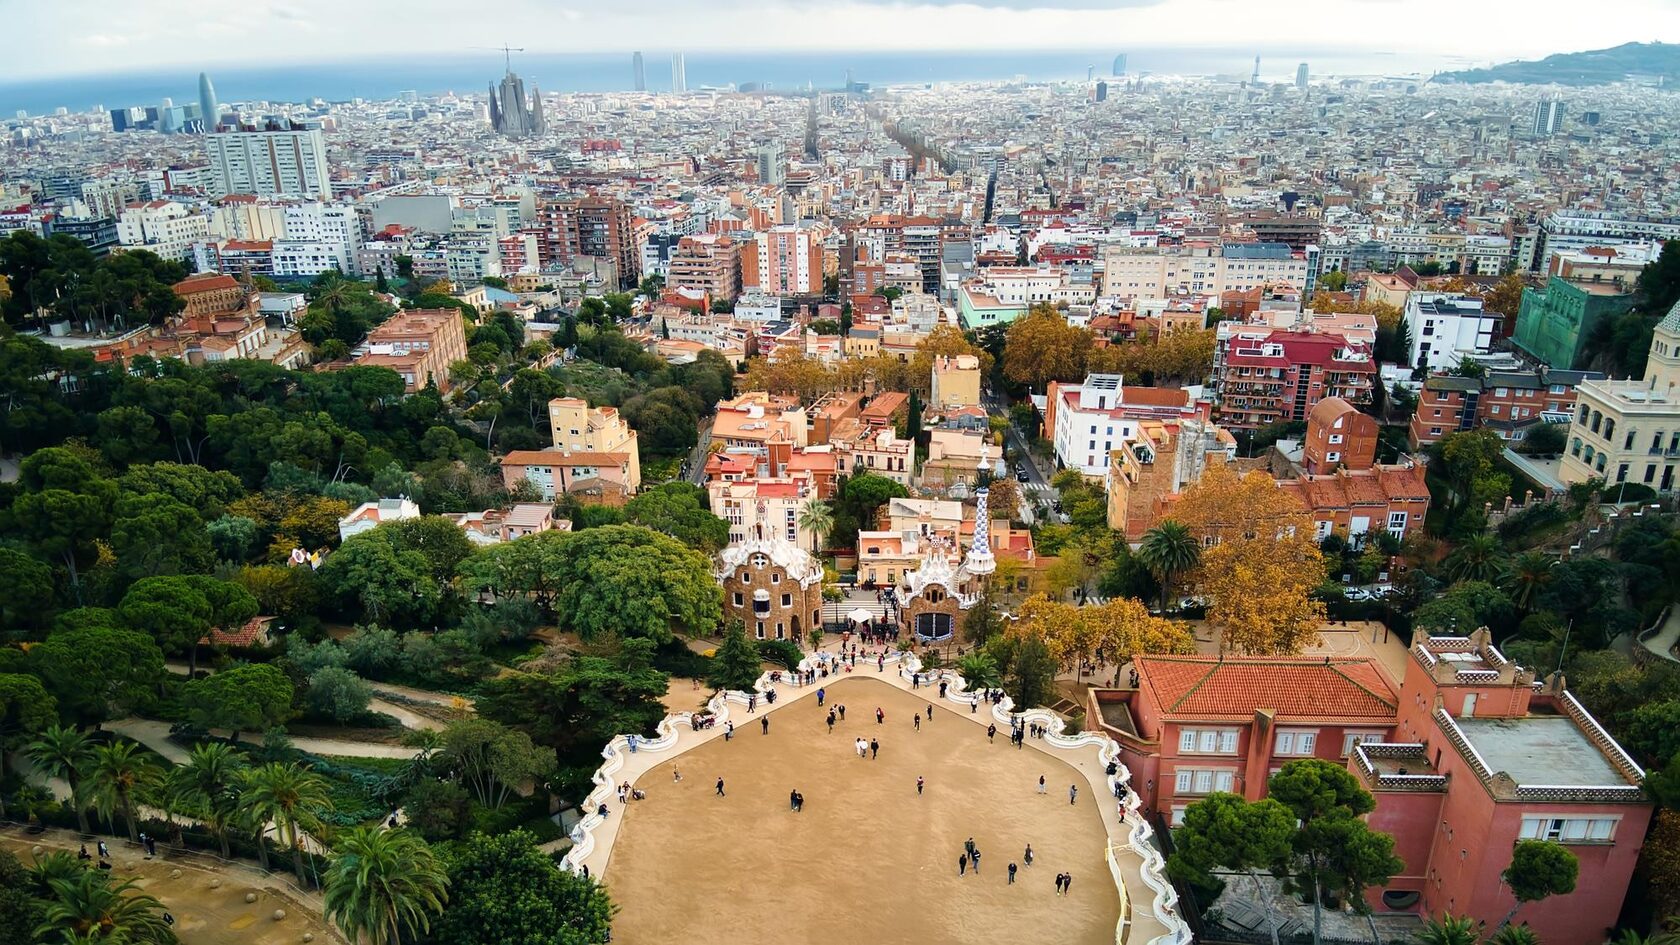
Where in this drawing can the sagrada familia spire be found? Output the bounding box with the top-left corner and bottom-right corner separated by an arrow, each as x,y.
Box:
488,69 -> 545,138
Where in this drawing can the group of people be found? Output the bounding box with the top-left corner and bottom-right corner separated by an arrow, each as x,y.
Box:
853,736 -> 880,759
956,837 -> 1072,897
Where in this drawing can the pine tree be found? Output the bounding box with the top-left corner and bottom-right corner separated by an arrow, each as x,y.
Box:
709,622 -> 763,692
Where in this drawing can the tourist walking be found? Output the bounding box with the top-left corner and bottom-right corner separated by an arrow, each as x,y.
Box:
1037,775 -> 1046,794
1008,862 -> 1017,884
917,776 -> 924,795
939,680 -> 948,698
856,737 -> 868,758
965,837 -> 976,858
716,778 -> 725,797
748,694 -> 756,713
1063,872 -> 1072,895
795,791 -> 804,812
971,849 -> 981,873
870,738 -> 879,759
838,704 -> 846,720
673,765 -> 681,782
817,687 -> 826,707
876,707 -> 885,724
1024,844 -> 1033,867
725,720 -> 733,741
827,711 -> 836,733
914,714 -> 921,732
790,789 -> 799,811
987,723 -> 996,743
926,704 -> 933,721
761,716 -> 770,735
1055,873 -> 1065,895
959,852 -> 968,875
1069,784 -> 1078,805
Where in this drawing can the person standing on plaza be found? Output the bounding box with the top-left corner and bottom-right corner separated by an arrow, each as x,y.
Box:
914,714 -> 921,732
716,778 -> 725,797
1008,862 -> 1017,884
987,723 -> 996,743
959,852 -> 968,875
1024,844 -> 1033,867
818,687 -> 825,707
725,720 -> 733,741
761,716 -> 769,735
1037,774 -> 1046,794
827,710 -> 836,733
870,737 -> 879,759
970,849 -> 981,873
876,707 -> 885,724
838,704 -> 846,720
916,776 -> 924,795
1069,784 -> 1078,805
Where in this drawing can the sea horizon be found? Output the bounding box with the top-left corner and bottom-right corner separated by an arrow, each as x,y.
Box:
0,46 -> 1475,117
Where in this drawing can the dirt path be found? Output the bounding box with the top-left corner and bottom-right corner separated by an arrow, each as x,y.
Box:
107,718 -> 421,761
604,676 -> 1121,945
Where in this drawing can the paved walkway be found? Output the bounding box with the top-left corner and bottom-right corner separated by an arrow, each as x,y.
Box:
559,647 -> 1187,945
1641,606 -> 1680,664
107,718 -> 422,761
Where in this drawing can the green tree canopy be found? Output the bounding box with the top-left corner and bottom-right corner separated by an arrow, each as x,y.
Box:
478,650 -> 668,766
1499,839 -> 1578,930
622,482 -> 729,552
29,625 -> 164,727
430,829 -> 613,945
709,623 -> 763,692
182,663 -> 294,739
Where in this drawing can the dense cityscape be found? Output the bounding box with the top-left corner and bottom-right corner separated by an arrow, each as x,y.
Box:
4,9 -> 1680,945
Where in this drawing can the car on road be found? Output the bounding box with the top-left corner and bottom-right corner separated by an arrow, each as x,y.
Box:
1016,470 -> 1030,482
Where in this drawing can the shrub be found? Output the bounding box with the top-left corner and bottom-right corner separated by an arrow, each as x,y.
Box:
757,638 -> 803,670
303,666 -> 373,723
403,778 -> 472,841
652,638 -> 711,679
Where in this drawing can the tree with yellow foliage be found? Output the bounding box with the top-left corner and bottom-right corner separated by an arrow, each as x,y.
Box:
1087,328 -> 1217,384
1007,592 -> 1196,681
911,325 -> 994,388
1173,465 -> 1327,655
1003,305 -> 1090,392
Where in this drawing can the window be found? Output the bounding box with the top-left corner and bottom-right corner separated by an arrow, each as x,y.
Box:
1329,434 -> 1344,444
781,593 -> 791,607
1520,816 -> 1617,844
1174,768 -> 1235,795
733,592 -> 744,607
1342,731 -> 1384,756
1276,730 -> 1318,756
1176,728 -> 1239,754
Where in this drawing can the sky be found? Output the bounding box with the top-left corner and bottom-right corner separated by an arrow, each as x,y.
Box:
3,0 -> 1677,81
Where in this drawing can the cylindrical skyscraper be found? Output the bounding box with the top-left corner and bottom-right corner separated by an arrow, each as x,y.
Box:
633,51 -> 645,91
198,72 -> 219,131
671,53 -> 687,93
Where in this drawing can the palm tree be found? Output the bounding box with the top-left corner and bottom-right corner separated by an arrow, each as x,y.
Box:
89,741 -> 162,844
175,742 -> 247,858
1136,520 -> 1201,611
1489,925 -> 1541,945
797,498 -> 834,554
323,826 -> 448,945
28,725 -> 96,835
1444,532 -> 1507,583
36,870 -> 177,945
1502,552 -> 1555,612
1414,914 -> 1479,945
958,651 -> 1002,692
241,761 -> 333,885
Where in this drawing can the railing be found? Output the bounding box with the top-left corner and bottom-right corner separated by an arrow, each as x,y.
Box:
1433,707 -> 1494,782
1560,691 -> 1647,782
558,648 -> 1194,945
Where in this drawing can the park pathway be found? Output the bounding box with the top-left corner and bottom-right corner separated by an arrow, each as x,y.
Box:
1640,606 -> 1680,664
106,718 -> 422,761
558,647 -> 1182,945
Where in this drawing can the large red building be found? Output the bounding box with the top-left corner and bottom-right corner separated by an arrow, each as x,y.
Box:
1408,367 -> 1601,450
1353,631 -> 1651,942
1095,632 -> 1653,941
1215,328 -> 1378,429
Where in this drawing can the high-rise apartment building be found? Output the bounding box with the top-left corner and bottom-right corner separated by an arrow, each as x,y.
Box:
1295,63 -> 1309,90
743,222 -> 825,296
1532,97 -> 1565,137
632,52 -> 646,91
668,234 -> 743,303
756,143 -> 785,186
671,53 -> 687,93
204,125 -> 330,200
535,197 -> 639,288
1112,53 -> 1127,76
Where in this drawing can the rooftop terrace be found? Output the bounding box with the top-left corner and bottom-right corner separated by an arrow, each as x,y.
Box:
1457,715 -> 1626,788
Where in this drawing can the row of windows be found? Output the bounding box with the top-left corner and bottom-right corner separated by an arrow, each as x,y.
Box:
1175,728 -> 1384,758
1520,816 -> 1617,843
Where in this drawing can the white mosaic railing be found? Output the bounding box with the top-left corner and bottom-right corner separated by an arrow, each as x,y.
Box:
559,647 -> 1194,945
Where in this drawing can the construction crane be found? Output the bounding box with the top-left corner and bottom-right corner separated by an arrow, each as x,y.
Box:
472,45 -> 526,73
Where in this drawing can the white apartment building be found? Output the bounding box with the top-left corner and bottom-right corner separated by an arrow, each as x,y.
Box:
976,266 -> 1096,306
116,201 -> 210,263
204,128 -> 331,200
279,203 -> 362,275
81,179 -> 144,220
1538,212 -> 1680,272
446,239 -> 500,286
1403,293 -> 1498,370
1047,373 -> 1208,476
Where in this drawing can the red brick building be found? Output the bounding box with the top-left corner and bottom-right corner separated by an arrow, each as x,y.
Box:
1408,368 -> 1601,450
1280,462 -> 1431,545
1352,631 -> 1651,941
1215,328 -> 1378,429
1302,396 -> 1379,474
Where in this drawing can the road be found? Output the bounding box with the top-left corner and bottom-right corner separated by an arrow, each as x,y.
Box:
684,416 -> 715,485
986,390 -> 1061,516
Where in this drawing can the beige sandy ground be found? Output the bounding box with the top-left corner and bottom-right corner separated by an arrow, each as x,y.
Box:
604,676 -> 1120,945
3,825 -> 342,945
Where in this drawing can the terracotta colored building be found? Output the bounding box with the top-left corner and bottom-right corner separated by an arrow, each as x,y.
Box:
1092,655 -> 1400,825
1351,631 -> 1652,941
1302,396 -> 1379,474
353,308 -> 468,393
498,449 -> 636,504
1279,462 -> 1431,545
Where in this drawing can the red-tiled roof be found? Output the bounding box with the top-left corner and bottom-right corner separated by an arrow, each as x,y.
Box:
1135,655 -> 1399,722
